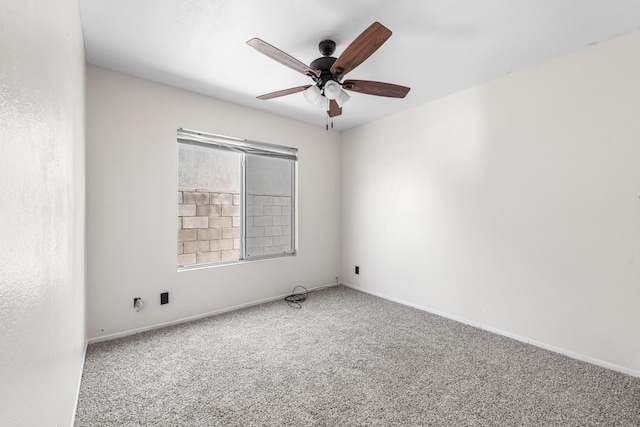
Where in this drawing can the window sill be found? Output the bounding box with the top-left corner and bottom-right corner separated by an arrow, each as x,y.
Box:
177,252 -> 296,272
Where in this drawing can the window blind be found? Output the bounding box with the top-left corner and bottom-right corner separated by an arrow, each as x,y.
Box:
177,128 -> 297,161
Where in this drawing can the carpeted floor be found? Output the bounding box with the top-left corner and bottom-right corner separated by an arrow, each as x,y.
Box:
75,285 -> 640,426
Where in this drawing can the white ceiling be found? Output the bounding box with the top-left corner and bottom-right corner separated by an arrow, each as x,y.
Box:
79,0 -> 640,131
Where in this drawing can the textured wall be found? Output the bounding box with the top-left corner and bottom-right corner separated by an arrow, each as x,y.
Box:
0,0 -> 86,425
342,29 -> 640,374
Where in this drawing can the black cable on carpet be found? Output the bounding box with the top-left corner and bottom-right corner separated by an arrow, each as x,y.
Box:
284,285 -> 309,309
284,284 -> 337,309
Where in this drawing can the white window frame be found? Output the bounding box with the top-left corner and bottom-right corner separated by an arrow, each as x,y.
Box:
177,128 -> 297,270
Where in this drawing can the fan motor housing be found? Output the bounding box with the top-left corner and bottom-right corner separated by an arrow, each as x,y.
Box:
310,56 -> 338,83
310,56 -> 336,73
318,39 -> 336,56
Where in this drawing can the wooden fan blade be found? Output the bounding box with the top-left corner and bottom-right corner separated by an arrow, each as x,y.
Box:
328,99 -> 342,117
342,80 -> 410,98
247,38 -> 320,78
257,85 -> 311,100
330,22 -> 392,79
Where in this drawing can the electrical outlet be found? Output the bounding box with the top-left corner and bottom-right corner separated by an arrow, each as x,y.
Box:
160,292 -> 169,305
355,266 -> 360,275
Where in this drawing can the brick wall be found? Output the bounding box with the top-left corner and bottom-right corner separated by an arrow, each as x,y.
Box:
178,189 -> 293,266
177,189 -> 240,266
246,194 -> 293,257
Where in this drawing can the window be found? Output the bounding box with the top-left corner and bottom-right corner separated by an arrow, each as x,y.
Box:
177,128 -> 296,269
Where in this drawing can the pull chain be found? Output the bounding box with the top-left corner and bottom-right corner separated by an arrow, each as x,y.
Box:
325,115 -> 335,131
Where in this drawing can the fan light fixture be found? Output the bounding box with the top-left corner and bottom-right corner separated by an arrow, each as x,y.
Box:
303,85 -> 321,103
323,80 -> 341,100
303,81 -> 350,109
335,89 -> 351,108
314,95 -> 328,110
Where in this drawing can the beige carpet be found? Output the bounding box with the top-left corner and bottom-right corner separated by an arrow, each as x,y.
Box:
75,285 -> 640,426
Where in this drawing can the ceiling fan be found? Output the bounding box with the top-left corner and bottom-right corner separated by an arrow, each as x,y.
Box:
247,22 -> 410,121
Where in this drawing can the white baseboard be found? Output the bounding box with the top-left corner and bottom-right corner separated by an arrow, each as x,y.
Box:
87,282 -> 338,345
70,339 -> 88,427
342,282 -> 640,378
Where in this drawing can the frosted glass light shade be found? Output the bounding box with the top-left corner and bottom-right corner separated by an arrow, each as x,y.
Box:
303,85 -> 321,103
314,95 -> 328,109
323,80 -> 342,100
335,89 -> 351,107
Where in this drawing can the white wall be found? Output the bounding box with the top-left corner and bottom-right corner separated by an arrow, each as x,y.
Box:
0,0 -> 86,425
86,65 -> 341,339
341,29 -> 640,374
